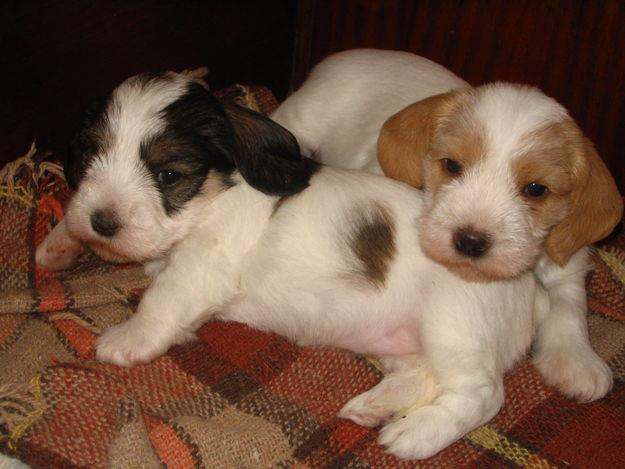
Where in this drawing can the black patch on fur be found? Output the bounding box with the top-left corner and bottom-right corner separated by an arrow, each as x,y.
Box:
143,81 -> 317,214
221,173 -> 238,190
68,73 -> 316,213
223,103 -> 319,196
66,97 -> 112,189
141,81 -> 237,214
346,202 -> 396,288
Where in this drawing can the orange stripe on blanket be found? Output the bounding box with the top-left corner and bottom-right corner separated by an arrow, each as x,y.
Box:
588,298 -> 625,321
36,279 -> 67,312
53,319 -> 96,359
36,193 -> 65,243
144,415 -> 195,468
329,420 -> 372,454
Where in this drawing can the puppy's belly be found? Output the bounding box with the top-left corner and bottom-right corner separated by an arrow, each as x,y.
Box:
330,326 -> 421,357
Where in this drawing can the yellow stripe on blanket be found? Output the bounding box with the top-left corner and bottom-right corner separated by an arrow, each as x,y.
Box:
596,248 -> 625,285
7,375 -> 46,451
467,425 -> 555,468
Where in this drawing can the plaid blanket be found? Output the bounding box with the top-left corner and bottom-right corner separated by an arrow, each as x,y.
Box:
1,85 -> 624,468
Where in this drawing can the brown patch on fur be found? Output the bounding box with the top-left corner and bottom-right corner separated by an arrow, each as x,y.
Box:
140,134 -> 226,214
513,122 -> 578,234
426,106 -> 488,194
346,202 -> 396,288
377,89 -> 473,190
528,120 -> 624,265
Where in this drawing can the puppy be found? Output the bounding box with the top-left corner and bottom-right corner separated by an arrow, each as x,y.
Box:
272,48 -> 623,403
36,71 -> 548,460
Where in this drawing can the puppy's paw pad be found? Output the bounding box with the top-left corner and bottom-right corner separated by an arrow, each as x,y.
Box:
378,406 -> 461,460
534,348 -> 613,402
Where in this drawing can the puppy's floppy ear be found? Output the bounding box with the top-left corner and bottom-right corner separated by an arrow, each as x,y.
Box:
223,103 -> 318,195
377,92 -> 457,189
545,138 -> 623,265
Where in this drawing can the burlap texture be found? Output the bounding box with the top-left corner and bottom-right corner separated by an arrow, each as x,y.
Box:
1,85 -> 624,468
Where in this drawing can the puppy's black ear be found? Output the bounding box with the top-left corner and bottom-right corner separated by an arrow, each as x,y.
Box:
65,98 -> 109,190
223,103 -> 318,195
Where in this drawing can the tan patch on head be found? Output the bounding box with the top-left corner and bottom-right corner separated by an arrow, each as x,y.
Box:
426,103 -> 488,194
515,119 -> 623,264
513,121 -> 578,231
377,89 -> 473,189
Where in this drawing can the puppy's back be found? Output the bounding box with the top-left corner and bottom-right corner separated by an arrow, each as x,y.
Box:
271,49 -> 468,172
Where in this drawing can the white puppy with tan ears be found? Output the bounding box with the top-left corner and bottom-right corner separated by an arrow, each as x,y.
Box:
36,71 -> 551,460
272,48 -> 623,405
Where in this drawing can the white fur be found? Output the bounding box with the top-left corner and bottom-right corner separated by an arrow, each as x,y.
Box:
34,69 -> 593,460
272,49 -> 468,174
93,167 -> 545,460
272,49 -> 613,407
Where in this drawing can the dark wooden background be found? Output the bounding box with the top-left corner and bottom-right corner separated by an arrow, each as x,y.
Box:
293,0 -> 625,193
1,0 -> 624,192
0,0 -> 297,166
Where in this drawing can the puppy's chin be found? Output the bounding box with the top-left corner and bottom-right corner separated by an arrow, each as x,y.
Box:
88,242 -> 137,264
419,231 -> 533,282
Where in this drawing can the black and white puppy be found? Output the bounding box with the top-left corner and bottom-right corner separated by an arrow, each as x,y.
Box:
36,72 -> 547,460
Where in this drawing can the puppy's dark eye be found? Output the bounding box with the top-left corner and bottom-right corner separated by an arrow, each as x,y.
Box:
442,158 -> 462,175
157,169 -> 182,185
524,182 -> 549,198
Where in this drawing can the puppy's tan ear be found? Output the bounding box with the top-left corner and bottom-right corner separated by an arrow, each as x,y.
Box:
545,138 -> 623,265
377,92 -> 456,189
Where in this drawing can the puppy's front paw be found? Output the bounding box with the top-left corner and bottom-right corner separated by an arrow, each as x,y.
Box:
36,224 -> 84,271
96,319 -> 195,367
339,389 -> 395,428
378,405 -> 461,460
339,368 -> 440,427
534,346 -> 613,402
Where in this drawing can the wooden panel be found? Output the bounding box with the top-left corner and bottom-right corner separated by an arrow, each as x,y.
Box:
0,0 -> 297,165
293,0 -> 625,192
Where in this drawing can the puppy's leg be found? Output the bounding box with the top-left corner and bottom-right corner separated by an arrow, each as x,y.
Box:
35,218 -> 84,271
378,340 -> 503,460
96,249 -> 235,366
533,248 -> 612,402
339,355 -> 440,427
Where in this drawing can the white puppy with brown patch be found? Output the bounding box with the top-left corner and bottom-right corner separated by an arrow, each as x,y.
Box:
272,49 -> 623,405
36,71 -> 550,459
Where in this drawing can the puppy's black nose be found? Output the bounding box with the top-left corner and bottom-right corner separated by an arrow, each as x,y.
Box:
453,228 -> 490,258
90,210 -> 120,238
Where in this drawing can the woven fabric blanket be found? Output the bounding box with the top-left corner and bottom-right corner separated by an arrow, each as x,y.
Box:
1,85 -> 624,468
